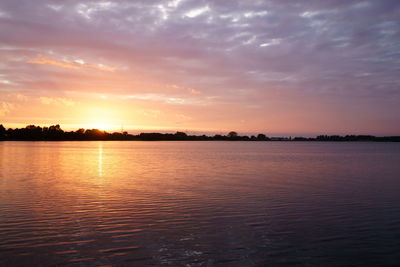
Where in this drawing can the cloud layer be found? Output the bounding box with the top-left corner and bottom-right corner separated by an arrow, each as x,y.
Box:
1,0 -> 399,134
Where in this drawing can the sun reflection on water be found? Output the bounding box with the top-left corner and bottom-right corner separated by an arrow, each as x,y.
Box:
98,142 -> 103,178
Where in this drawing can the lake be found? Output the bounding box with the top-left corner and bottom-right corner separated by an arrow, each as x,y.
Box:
1,141 -> 400,266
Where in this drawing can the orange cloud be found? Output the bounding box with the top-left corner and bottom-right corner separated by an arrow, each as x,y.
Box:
27,54 -> 116,72
39,97 -> 76,106
28,55 -> 79,69
0,101 -> 14,116
189,88 -> 201,95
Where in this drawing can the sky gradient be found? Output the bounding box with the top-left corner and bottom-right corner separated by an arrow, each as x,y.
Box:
1,0 -> 399,135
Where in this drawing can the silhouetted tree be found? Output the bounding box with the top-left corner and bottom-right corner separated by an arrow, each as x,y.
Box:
49,124 -> 62,132
1,124 -> 400,142
228,131 -> 238,138
257,133 -> 267,141
0,124 -> 5,140
25,125 -> 43,139
213,134 -> 225,140
174,131 -> 188,140
84,129 -> 105,140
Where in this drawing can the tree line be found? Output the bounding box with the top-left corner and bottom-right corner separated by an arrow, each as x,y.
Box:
0,124 -> 399,142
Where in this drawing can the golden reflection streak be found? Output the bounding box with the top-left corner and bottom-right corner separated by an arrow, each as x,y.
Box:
98,143 -> 103,178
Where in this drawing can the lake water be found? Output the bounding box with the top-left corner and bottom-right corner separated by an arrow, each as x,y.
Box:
1,141 -> 400,266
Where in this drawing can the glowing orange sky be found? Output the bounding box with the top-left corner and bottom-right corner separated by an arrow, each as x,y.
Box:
1,1 -> 399,135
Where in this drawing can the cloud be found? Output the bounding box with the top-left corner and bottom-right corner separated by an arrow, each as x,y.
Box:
0,101 -> 14,116
175,113 -> 192,121
28,54 -> 116,72
141,109 -> 161,118
39,97 -> 76,106
2,0 -> 398,100
184,6 -> 210,18
189,88 -> 201,95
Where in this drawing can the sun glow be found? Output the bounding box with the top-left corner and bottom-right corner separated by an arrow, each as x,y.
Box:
89,122 -> 114,131
83,106 -> 123,132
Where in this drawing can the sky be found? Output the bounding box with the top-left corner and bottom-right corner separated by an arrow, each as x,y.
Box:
0,0 -> 399,136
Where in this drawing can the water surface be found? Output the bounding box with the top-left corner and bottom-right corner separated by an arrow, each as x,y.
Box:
1,141 -> 400,266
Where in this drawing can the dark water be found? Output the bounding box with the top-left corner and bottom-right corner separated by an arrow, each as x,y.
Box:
1,141 -> 400,266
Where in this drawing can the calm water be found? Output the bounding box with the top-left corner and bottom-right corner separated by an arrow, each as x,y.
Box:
1,141 -> 400,266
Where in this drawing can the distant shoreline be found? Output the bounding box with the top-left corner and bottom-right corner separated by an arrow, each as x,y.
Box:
2,140 -> 400,143
1,124 -> 399,142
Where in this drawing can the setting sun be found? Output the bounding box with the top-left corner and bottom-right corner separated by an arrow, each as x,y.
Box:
82,107 -> 122,132
88,122 -> 113,131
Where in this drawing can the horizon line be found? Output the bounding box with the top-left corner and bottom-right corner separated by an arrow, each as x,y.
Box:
1,124 -> 399,139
